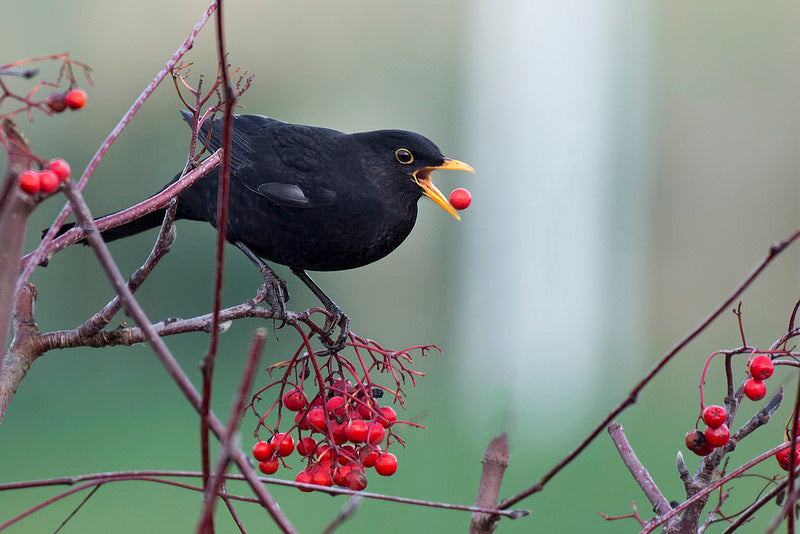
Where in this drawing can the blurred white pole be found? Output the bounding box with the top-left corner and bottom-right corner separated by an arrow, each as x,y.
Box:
457,1 -> 650,430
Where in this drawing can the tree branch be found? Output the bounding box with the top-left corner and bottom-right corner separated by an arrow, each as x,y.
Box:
470,433 -> 510,534
607,423 -> 674,520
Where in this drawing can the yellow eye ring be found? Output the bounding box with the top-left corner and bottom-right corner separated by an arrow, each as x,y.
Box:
395,148 -> 414,164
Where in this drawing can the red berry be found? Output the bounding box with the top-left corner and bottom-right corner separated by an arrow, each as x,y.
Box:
330,422 -> 348,445
776,443 -> 800,471
345,419 -> 369,443
311,468 -> 333,487
327,396 -> 346,417
295,470 -> 314,492
749,354 -> 774,381
685,429 -> 713,456
307,407 -> 326,432
702,405 -> 727,428
283,388 -> 307,411
377,406 -> 397,428
18,170 -> 40,194
744,378 -> 767,401
357,401 -> 373,419
366,422 -> 386,445
38,170 -> 59,194
294,410 -> 310,431
47,159 -> 71,182
316,444 -> 334,463
270,433 -> 295,457
64,88 -> 87,110
258,458 -> 279,475
46,91 -> 66,112
297,436 -> 317,456
252,441 -> 273,462
704,424 -> 730,447
449,188 -> 472,210
359,444 -> 381,468
375,452 -> 398,476
338,444 -> 356,465
696,441 -> 715,456
344,468 -> 368,491
332,463 -> 353,486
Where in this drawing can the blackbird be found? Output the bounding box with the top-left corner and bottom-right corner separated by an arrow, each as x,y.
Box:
62,112 -> 474,344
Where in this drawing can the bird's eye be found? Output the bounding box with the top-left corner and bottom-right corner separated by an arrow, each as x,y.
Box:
395,148 -> 414,164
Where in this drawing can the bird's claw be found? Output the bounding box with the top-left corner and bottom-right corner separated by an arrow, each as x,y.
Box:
257,271 -> 290,322
321,306 -> 349,353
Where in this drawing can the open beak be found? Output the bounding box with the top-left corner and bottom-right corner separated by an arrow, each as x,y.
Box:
412,158 -> 475,221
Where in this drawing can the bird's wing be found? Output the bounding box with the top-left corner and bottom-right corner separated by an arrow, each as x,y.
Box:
183,111 -> 340,209
255,182 -> 310,207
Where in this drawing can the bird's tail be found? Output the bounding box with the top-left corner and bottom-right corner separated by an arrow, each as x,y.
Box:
50,208 -> 170,243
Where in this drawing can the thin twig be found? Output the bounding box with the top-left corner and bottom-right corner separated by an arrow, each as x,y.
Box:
200,0 -> 236,504
321,496 -> 363,534
75,199 -> 177,339
52,484 -> 102,533
197,328 -> 267,532
0,469 -> 527,532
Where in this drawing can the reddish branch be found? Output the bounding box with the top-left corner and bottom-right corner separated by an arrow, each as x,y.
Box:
199,0 -> 237,509
198,328 -> 267,532
0,469 -> 527,529
500,225 -> 800,511
22,148 -> 221,267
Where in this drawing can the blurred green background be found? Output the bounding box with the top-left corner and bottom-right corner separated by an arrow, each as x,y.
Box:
4,1 -> 800,532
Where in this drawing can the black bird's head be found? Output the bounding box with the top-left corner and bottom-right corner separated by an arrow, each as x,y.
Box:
353,130 -> 475,220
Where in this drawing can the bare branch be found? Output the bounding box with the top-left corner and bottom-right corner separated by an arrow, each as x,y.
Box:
607,423 -> 674,520
470,433 -> 510,534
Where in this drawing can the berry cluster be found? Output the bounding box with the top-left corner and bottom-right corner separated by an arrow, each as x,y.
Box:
686,353 -> 777,457
685,405 -> 730,456
251,384 -> 402,492
18,159 -> 71,195
45,88 -> 87,112
743,354 -> 774,401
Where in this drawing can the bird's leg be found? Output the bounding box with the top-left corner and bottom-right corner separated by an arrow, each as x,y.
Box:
291,268 -> 349,351
235,241 -> 289,319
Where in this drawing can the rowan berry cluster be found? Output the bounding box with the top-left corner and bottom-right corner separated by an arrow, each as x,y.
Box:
18,158 -> 71,195
251,383 -> 401,491
685,405 -> 730,456
686,353 -> 776,457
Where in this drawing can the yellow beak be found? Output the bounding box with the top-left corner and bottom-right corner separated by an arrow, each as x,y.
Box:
413,158 -> 475,221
